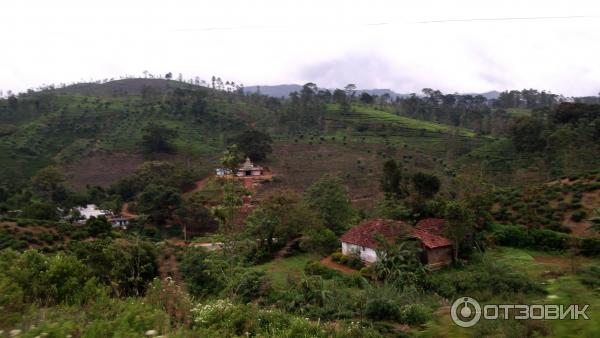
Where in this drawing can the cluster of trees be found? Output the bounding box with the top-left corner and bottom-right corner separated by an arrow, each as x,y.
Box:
110,161 -> 218,237
245,175 -> 356,261
394,89 -> 509,135
0,166 -> 111,221
510,102 -> 600,153
378,158 -> 489,260
0,238 -> 157,308
495,89 -> 560,109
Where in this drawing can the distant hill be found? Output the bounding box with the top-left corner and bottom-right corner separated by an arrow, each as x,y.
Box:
57,79 -> 500,100
56,78 -> 195,96
243,84 -> 304,98
243,85 -> 408,99
244,84 -> 499,100
469,90 -> 501,100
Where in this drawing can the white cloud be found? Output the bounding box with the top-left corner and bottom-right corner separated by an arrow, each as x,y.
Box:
1,0 -> 600,95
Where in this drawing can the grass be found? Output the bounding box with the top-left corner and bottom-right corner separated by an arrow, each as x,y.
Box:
504,108 -> 532,117
254,253 -> 318,289
326,104 -> 477,137
419,246 -> 600,337
0,92 -> 240,185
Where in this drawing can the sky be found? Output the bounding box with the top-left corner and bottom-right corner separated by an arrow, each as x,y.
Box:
2,0 -> 600,96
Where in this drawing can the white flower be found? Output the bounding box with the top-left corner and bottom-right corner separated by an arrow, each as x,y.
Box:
145,329 -> 158,336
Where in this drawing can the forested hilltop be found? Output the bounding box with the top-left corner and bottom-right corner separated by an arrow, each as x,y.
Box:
1,79 -> 599,193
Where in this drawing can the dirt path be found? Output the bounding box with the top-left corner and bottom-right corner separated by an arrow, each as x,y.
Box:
273,238 -> 301,259
183,175 -> 211,197
320,256 -> 359,274
120,202 -> 138,218
158,247 -> 183,282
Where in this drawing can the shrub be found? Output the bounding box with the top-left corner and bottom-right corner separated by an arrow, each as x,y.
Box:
300,227 -> 339,255
145,277 -> 192,325
0,275 -> 24,312
71,228 -> 90,240
331,252 -> 343,263
491,224 -> 570,251
305,261 -> 342,279
224,269 -> 269,303
580,238 -> 600,256
428,255 -> 545,300
39,232 -> 56,244
571,210 -> 587,222
577,265 -> 600,289
365,297 -> 401,321
400,304 -> 430,325
345,254 -> 364,270
360,266 -> 373,279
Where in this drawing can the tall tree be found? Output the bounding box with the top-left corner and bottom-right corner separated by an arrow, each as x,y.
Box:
380,159 -> 407,199
174,199 -> 218,241
443,201 -> 475,261
305,175 -> 355,234
510,116 -> 545,152
221,144 -> 243,172
141,124 -> 178,154
230,130 -> 273,161
411,172 -> 441,200
246,189 -> 320,255
31,166 -> 68,203
136,183 -> 181,224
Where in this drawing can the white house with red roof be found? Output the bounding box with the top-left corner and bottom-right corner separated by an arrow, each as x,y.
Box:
340,218 -> 453,268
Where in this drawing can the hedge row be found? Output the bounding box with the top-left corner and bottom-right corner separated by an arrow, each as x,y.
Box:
490,223 -> 600,257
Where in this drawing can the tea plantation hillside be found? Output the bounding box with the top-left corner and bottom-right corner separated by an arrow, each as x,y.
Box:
0,79 -> 489,198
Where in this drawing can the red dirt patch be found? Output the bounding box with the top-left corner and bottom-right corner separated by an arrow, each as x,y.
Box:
62,152 -> 145,190
533,256 -> 570,268
120,202 -> 138,218
563,210 -> 599,238
183,175 -> 211,197
582,189 -> 600,209
320,256 -> 360,274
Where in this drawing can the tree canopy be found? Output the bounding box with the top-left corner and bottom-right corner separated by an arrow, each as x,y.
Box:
305,175 -> 356,235
141,124 -> 178,154
230,130 -> 273,161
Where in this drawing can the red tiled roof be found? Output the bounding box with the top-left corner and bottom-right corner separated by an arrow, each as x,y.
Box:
412,228 -> 453,249
415,218 -> 445,236
341,218 -> 453,250
340,219 -> 409,249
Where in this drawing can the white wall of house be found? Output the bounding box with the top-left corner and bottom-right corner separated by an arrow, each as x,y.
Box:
341,242 -> 378,263
76,204 -> 110,220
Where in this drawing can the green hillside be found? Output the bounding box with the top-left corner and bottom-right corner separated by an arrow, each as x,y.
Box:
327,103 -> 477,137
0,79 -> 490,194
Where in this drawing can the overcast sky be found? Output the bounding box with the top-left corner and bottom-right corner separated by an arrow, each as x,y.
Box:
2,0 -> 600,96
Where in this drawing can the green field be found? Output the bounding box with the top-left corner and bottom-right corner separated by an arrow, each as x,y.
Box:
254,253 -> 318,289
421,247 -> 600,337
504,107 -> 532,117
326,104 -> 477,137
